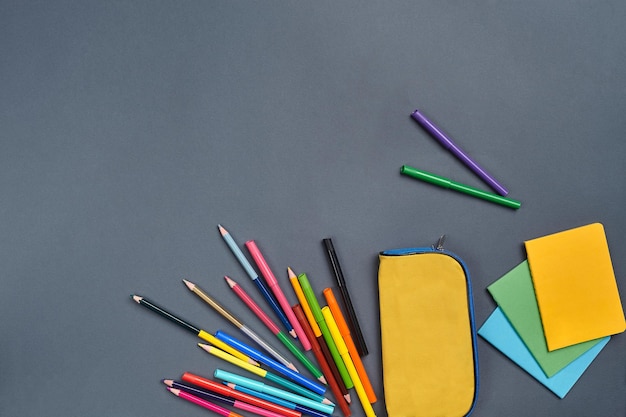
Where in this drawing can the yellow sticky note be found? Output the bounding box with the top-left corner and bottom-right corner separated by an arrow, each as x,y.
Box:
525,223 -> 625,351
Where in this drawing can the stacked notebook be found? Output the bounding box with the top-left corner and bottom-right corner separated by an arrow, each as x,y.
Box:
478,223 -> 625,398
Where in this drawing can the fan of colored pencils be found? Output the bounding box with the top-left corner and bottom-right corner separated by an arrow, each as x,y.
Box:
130,224 -> 377,417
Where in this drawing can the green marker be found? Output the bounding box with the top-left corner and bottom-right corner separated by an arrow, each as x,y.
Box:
297,273 -> 353,389
401,165 -> 521,210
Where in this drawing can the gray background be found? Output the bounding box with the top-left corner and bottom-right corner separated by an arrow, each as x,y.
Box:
1,1 -> 625,416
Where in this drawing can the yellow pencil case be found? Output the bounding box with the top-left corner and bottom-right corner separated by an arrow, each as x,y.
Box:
378,242 -> 479,417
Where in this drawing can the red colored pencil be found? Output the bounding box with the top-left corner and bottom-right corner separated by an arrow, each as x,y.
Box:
181,372 -> 300,417
293,303 -> 352,417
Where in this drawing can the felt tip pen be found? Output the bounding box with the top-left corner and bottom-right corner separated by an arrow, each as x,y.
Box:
297,273 -> 353,390
245,240 -> 311,350
215,369 -> 335,415
411,109 -> 509,196
226,383 -> 332,417
400,165 -> 521,210
218,225 -> 297,338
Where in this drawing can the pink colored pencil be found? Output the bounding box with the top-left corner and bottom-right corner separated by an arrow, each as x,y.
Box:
167,387 -> 243,417
226,276 -> 281,334
245,240 -> 311,350
225,276 -> 326,383
163,379 -> 289,417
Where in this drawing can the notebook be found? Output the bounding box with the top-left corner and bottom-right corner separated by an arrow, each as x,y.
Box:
487,260 -> 603,377
524,223 -> 625,350
478,307 -> 610,399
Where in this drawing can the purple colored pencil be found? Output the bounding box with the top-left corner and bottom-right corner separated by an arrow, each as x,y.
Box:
410,109 -> 509,196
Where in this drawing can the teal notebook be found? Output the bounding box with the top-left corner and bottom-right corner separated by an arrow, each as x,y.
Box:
487,261 -> 603,377
479,307 -> 610,398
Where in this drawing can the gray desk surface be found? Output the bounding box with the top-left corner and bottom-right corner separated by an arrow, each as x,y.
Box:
2,2 -> 625,416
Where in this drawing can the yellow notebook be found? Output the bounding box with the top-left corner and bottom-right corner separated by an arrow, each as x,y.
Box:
525,223 -> 625,351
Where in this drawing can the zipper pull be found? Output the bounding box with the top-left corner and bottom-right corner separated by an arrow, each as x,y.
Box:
433,235 -> 446,251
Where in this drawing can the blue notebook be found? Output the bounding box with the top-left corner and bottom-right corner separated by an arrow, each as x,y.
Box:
478,307 -> 610,398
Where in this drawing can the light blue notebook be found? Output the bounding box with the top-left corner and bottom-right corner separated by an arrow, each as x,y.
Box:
478,307 -> 610,398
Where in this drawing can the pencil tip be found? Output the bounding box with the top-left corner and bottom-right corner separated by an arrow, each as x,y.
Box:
287,363 -> 299,372
319,375 -> 327,385
218,225 -> 227,235
168,387 -> 180,396
289,329 -> 298,339
162,379 -> 173,387
131,295 -> 142,303
226,383 -> 236,389
224,276 -> 236,288
345,393 -> 351,403
287,267 -> 296,278
322,397 -> 333,405
182,279 -> 195,290
198,343 -> 211,352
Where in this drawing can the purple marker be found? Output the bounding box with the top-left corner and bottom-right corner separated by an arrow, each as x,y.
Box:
411,109 -> 509,196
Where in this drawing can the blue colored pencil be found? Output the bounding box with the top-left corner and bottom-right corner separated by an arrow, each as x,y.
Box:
215,330 -> 326,396
215,369 -> 334,415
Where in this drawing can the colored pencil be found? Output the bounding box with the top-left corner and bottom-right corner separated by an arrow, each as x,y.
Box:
215,330 -> 326,396
163,379 -> 286,417
225,276 -> 324,382
218,225 -> 296,338
182,372 -> 300,417
322,307 -> 376,417
183,279 -> 297,371
199,343 -> 332,405
245,240 -> 311,350
226,384 -> 332,417
288,268 -> 321,336
322,238 -> 368,357
167,387 -> 244,417
296,274 -> 353,389
323,287 -> 376,403
215,369 -> 334,415
293,303 -> 352,416
288,269 -> 351,404
130,294 -> 257,366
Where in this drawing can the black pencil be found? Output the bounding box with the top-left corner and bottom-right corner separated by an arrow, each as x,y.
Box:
322,238 -> 368,356
130,294 -> 259,365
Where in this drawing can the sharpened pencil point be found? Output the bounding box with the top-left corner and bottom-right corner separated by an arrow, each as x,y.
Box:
322,397 -> 333,405
218,225 -> 228,236
132,295 -> 142,303
167,387 -> 181,396
198,343 -> 211,352
182,279 -> 195,291
289,329 -> 298,339
287,267 -> 297,279
345,393 -> 351,404
319,375 -> 327,385
162,379 -> 174,387
224,276 -> 236,288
